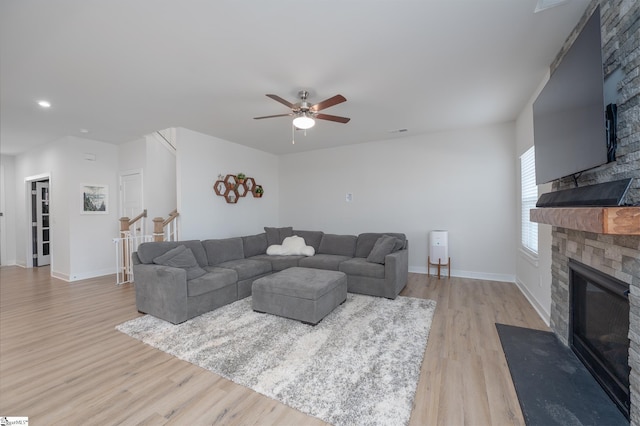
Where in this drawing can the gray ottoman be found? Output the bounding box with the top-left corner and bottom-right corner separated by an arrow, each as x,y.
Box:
252,267 -> 347,325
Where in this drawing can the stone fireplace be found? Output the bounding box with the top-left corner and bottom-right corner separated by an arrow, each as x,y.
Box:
570,258 -> 631,417
531,1 -> 639,424
548,229 -> 638,423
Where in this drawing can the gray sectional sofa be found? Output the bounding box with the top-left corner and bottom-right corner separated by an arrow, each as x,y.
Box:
132,227 -> 408,324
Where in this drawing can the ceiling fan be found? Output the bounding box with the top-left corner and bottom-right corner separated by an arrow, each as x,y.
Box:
254,90 -> 350,130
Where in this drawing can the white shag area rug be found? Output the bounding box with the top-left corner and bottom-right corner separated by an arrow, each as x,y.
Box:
116,293 -> 436,426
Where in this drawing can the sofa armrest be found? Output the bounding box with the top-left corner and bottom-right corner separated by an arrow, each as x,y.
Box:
384,249 -> 409,299
132,263 -> 189,324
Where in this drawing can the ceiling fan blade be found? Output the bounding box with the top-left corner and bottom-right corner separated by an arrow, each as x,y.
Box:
265,94 -> 294,108
253,113 -> 292,120
315,113 -> 350,124
310,94 -> 346,112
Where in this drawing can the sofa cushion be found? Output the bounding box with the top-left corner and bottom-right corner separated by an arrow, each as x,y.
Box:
355,233 -> 406,258
264,227 -> 293,246
392,238 -> 405,252
242,233 -> 268,258
249,254 -> 304,272
137,240 -> 208,267
216,258 -> 272,280
203,237 -> 244,265
366,235 -> 397,264
318,234 -> 357,257
292,230 -> 324,252
339,257 -> 385,279
188,267 -> 238,297
266,236 -> 315,256
153,245 -> 207,280
299,254 -> 352,271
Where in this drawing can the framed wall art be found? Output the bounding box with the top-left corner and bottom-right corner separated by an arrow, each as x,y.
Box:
81,184 -> 108,214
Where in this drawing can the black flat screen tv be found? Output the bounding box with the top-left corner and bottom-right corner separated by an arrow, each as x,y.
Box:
533,6 -> 608,185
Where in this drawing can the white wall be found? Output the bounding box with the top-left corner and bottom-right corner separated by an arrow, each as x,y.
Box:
118,135 -> 178,235
0,155 -> 17,266
118,137 -> 147,230
515,73 -> 553,324
14,137 -> 119,281
3,122 -> 526,283
176,128 -> 279,240
14,140 -> 69,275
67,137 -> 119,280
118,137 -> 146,175
145,134 -> 177,231
279,123 -> 518,281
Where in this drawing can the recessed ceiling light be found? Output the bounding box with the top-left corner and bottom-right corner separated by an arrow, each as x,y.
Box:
37,100 -> 51,108
79,129 -> 89,134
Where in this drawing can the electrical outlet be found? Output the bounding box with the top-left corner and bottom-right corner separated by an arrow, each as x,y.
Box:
346,193 -> 353,202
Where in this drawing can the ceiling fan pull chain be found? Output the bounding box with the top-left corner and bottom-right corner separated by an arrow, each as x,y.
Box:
291,122 -> 295,144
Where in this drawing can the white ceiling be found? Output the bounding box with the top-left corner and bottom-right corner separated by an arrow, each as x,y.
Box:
0,0 -> 590,156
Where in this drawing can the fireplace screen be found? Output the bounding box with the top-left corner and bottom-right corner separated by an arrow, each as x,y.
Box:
570,259 -> 630,419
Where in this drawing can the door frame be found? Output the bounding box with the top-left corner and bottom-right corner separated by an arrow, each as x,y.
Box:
119,168 -> 144,230
35,180 -> 51,266
24,172 -> 51,269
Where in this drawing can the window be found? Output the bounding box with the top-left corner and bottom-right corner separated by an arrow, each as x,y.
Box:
521,146 -> 538,254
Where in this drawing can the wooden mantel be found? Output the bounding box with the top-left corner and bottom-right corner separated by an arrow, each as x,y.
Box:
530,207 -> 640,235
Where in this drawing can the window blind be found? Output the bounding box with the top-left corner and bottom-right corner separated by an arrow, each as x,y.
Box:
521,147 -> 538,254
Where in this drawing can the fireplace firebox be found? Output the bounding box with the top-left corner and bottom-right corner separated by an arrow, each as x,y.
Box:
570,259 -> 630,420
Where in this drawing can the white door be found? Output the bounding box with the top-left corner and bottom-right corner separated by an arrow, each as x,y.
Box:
120,171 -> 144,231
35,181 -> 50,266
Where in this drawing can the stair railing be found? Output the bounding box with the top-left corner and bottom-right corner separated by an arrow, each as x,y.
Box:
114,209 -> 152,285
153,209 -> 179,242
156,129 -> 176,151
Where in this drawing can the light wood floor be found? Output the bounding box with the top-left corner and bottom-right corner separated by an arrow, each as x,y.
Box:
0,266 -> 548,425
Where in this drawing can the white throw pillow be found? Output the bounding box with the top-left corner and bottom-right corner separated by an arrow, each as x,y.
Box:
266,235 -> 315,256
266,244 -> 284,255
299,245 -> 315,256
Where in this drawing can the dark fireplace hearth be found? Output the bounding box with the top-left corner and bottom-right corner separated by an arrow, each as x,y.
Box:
570,259 -> 631,420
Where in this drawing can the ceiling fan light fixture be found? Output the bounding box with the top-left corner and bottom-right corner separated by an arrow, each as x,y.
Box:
292,113 -> 315,130
255,91 -> 349,131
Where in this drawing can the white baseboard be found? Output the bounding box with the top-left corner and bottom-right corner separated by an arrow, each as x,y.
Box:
51,268 -> 114,282
70,268 -> 115,282
51,270 -> 70,281
5,263 -> 113,282
515,278 -> 550,326
410,266 -> 515,283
